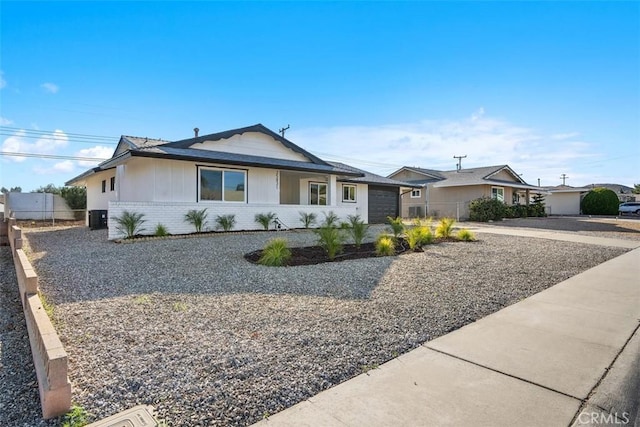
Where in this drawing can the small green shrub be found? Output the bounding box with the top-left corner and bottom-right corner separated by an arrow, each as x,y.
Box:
406,225 -> 434,250
113,210 -> 146,238
322,211 -> 340,227
215,214 -> 236,231
581,188 -> 620,215
259,238 -> 292,266
154,223 -> 169,237
255,212 -> 277,230
61,405 -> 90,427
375,235 -> 396,256
469,197 -> 506,222
315,225 -> 344,260
457,228 -> 477,241
299,211 -> 317,228
387,216 -> 405,238
345,214 -> 369,249
435,217 -> 456,238
184,208 -> 208,232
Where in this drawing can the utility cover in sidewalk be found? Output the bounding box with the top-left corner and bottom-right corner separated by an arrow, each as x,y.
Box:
86,405 -> 159,427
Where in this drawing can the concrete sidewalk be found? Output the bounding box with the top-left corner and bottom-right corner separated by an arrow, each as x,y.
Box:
254,246 -> 640,427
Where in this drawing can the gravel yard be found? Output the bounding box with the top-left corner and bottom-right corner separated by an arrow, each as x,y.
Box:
4,224 -> 630,426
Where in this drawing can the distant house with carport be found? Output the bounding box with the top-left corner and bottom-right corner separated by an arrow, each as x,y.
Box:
388,164 -> 541,220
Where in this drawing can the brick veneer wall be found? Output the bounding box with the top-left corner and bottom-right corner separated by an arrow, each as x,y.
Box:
108,202 -> 360,240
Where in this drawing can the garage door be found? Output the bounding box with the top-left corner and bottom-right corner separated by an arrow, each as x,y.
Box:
368,186 -> 399,223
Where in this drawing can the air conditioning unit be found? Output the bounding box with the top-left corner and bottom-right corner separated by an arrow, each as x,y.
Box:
408,206 -> 423,218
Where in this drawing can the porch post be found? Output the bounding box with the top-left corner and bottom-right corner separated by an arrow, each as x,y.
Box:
526,189 -> 530,205
329,175 -> 337,206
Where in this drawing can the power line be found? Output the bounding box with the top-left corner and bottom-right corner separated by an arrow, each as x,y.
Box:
0,151 -> 108,162
0,127 -> 118,145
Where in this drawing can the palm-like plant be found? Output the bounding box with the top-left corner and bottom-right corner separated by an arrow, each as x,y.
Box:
299,211 -> 317,228
215,214 -> 236,232
315,226 -> 344,260
184,208 -> 208,233
346,214 -> 369,249
113,211 -> 146,239
255,212 -> 277,230
322,211 -> 340,227
387,216 -> 405,239
435,217 -> 456,238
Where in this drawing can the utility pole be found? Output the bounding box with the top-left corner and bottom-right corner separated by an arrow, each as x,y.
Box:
279,124 -> 290,138
560,174 -> 569,185
453,155 -> 467,171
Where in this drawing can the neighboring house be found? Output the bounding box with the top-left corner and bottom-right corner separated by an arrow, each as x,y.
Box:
542,185 -> 591,216
388,165 -> 541,220
66,124 -> 413,239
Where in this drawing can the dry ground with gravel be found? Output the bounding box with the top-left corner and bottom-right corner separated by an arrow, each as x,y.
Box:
1,220 -> 632,426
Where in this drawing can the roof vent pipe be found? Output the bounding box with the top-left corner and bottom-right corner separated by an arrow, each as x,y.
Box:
194,127 -> 199,138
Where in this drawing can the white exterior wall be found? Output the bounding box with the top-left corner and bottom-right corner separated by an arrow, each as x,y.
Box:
336,183 -> 368,222
191,132 -> 309,162
107,201 -> 358,240
546,192 -> 582,215
86,171 -> 117,211
118,157 -> 284,204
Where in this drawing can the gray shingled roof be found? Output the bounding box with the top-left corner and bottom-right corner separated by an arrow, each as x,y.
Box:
329,162 -> 420,187
122,135 -> 171,149
393,164 -> 540,190
98,146 -> 362,177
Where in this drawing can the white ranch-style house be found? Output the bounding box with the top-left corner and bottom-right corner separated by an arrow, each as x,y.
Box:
66,124 -> 415,239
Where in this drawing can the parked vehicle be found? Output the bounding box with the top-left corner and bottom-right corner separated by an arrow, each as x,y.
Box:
618,202 -> 640,215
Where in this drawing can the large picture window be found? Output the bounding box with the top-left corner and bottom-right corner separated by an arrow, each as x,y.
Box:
342,184 -> 356,202
200,168 -> 246,202
310,182 -> 327,205
491,186 -> 505,202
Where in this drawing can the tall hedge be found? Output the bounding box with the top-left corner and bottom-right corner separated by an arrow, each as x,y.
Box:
580,188 -> 619,215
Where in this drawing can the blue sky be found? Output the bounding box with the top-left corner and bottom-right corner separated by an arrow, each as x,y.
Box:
1,1 -> 638,192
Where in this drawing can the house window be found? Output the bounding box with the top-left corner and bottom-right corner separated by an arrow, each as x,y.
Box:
101,180 -> 106,193
342,184 -> 356,202
110,177 -> 115,192
411,189 -> 421,198
310,182 -> 327,205
200,167 -> 247,202
492,187 -> 505,202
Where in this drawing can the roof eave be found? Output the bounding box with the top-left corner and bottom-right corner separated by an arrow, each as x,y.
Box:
124,150 -> 362,176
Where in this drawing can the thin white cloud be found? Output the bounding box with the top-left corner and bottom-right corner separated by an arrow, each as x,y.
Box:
0,116 -> 13,125
41,82 -> 59,94
76,145 -> 112,167
551,132 -> 580,140
289,110 -> 598,187
34,160 -> 75,175
1,128 -> 69,162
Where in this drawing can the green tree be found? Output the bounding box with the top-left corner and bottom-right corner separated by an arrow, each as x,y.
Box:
581,188 -> 619,215
1,186 -> 22,193
61,187 -> 87,210
633,184 -> 640,194
32,183 -> 62,194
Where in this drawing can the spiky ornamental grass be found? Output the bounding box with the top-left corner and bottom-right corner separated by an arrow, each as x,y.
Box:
375,234 -> 396,256
457,228 -> 477,241
406,225 -> 434,250
258,238 -> 292,266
